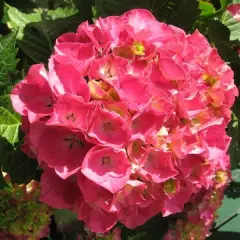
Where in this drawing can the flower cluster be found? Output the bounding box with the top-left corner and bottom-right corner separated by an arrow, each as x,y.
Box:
164,169 -> 230,240
227,3 -> 240,22
0,173 -> 51,239
11,9 -> 238,233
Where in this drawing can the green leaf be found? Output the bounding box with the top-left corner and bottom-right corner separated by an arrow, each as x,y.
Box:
121,214 -> 179,240
0,94 -> 20,147
2,148 -> 41,184
4,0 -> 74,11
94,0 -> 200,32
199,1 -> 216,17
228,98 -> 240,169
220,0 -> 229,9
152,0 -> 201,31
0,31 -> 18,88
0,106 -> 20,146
207,20 -> 240,64
4,5 -> 42,39
222,8 -> 240,42
4,4 -> 80,63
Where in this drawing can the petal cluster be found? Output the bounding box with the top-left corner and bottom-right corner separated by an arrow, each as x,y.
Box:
164,169 -> 230,240
0,173 -> 51,239
11,9 -> 238,233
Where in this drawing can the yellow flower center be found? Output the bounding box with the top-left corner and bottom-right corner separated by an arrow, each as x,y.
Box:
215,170 -> 228,184
131,41 -> 145,56
164,179 -> 177,194
202,73 -> 218,86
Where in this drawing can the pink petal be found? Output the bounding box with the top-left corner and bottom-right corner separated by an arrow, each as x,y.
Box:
47,94 -> 95,131
37,126 -> 92,179
11,64 -> 55,122
142,149 -> 178,183
81,146 -> 131,193
48,61 -> 90,101
78,202 -> 118,233
87,105 -> 131,149
40,167 -> 81,208
118,74 -> 150,111
159,58 -> 187,80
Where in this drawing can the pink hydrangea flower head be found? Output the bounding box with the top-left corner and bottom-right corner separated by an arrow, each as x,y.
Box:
11,7 -> 238,234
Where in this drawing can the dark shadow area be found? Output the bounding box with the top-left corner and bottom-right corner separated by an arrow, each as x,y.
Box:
121,213 -> 183,240
19,12 -> 86,64
208,231 -> 240,240
0,135 -> 42,184
225,182 -> 240,199
41,216 -> 85,240
5,0 -> 54,13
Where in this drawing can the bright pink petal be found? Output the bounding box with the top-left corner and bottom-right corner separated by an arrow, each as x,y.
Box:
81,146 -> 131,193
10,64 -> 55,122
53,42 -> 95,74
118,74 -> 150,111
87,105 -> 131,149
159,58 -> 187,81
46,94 -> 95,131
77,173 -> 115,212
119,201 -> 162,229
141,149 -> 178,183
179,154 -> 205,178
78,202 -> 118,233
48,61 -> 90,101
37,126 -> 92,179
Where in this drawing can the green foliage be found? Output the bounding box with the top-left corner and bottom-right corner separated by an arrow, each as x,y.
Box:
228,98 -> 240,169
2,147 -> 42,184
199,1 -> 216,16
222,9 -> 240,41
4,4 -> 80,63
94,0 -> 200,31
0,31 -> 18,88
0,180 -> 51,238
0,31 -> 20,147
207,20 -> 240,65
0,106 -> 20,146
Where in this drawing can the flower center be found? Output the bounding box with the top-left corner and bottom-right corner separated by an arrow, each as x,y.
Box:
202,73 -> 218,86
163,179 -> 177,194
101,156 -> 112,165
102,122 -> 114,132
64,135 -> 84,149
215,170 -> 228,184
65,112 -> 76,122
131,41 -> 145,56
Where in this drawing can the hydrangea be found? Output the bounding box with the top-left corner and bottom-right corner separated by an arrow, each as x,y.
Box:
11,9 -> 238,233
0,173 -> 51,239
164,169 -> 230,240
227,3 -> 240,21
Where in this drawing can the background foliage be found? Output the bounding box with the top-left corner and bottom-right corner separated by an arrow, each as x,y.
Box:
0,0 -> 240,239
